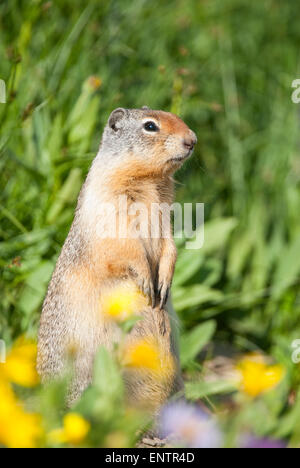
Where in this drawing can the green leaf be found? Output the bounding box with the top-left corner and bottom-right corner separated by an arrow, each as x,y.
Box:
173,249 -> 204,287
0,229 -> 53,257
202,217 -> 238,254
76,347 -> 124,421
46,168 -> 82,224
272,234 -> 300,299
93,347 -> 123,396
185,379 -> 236,400
227,231 -> 253,280
19,261 -> 54,315
68,96 -> 100,153
196,258 -> 223,287
273,393 -> 300,440
180,320 -> 216,367
173,285 -> 223,311
119,315 -> 142,334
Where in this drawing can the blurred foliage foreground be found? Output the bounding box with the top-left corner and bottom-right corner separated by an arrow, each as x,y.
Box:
1,0 -> 300,448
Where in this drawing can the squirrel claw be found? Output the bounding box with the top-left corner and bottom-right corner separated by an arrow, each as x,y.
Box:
157,283 -> 170,310
129,267 -> 155,307
146,283 -> 156,308
138,278 -> 155,308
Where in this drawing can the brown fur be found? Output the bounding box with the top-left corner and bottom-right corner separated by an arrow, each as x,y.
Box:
37,107 -> 196,411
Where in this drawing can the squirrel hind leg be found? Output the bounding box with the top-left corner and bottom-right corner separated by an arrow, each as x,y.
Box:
123,307 -> 182,412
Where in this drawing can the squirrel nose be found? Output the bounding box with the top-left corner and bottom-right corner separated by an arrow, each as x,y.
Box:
183,131 -> 197,150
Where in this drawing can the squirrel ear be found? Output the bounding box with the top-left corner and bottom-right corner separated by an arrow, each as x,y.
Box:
108,108 -> 126,131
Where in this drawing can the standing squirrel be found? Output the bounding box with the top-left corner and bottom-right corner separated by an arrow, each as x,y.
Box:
37,107 -> 197,411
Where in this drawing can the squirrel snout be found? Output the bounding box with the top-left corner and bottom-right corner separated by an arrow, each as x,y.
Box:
183,131 -> 197,150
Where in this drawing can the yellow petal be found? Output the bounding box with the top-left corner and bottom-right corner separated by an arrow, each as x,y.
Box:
63,413 -> 90,445
101,282 -> 148,322
237,354 -> 284,398
0,381 -> 42,448
123,339 -> 161,369
88,76 -> 102,90
0,337 -> 39,387
122,338 -> 175,381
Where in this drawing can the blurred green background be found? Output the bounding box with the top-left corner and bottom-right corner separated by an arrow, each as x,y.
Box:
1,0 -> 300,370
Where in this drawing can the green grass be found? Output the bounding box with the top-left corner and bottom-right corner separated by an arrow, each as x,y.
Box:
1,0 -> 300,446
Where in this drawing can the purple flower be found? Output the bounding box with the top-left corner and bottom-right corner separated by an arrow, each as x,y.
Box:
159,401 -> 222,448
243,437 -> 286,449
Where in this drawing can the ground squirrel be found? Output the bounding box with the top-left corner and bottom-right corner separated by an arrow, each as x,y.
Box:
37,106 -> 197,410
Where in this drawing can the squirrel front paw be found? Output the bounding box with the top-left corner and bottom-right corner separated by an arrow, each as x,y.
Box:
157,279 -> 171,309
157,240 -> 177,309
129,266 -> 155,308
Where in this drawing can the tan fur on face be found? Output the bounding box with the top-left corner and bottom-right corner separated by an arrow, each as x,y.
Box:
149,111 -> 192,138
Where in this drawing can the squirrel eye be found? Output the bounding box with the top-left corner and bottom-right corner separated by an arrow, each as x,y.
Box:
143,121 -> 159,132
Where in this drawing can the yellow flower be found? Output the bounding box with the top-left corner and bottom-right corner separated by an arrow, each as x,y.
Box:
49,413 -> 90,446
101,282 -> 148,322
237,353 -> 284,398
123,339 -> 160,369
88,76 -> 102,90
122,338 -> 175,381
0,380 -> 42,448
0,336 -> 39,387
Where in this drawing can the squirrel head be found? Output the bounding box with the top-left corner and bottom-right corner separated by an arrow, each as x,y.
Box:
99,107 -> 197,175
